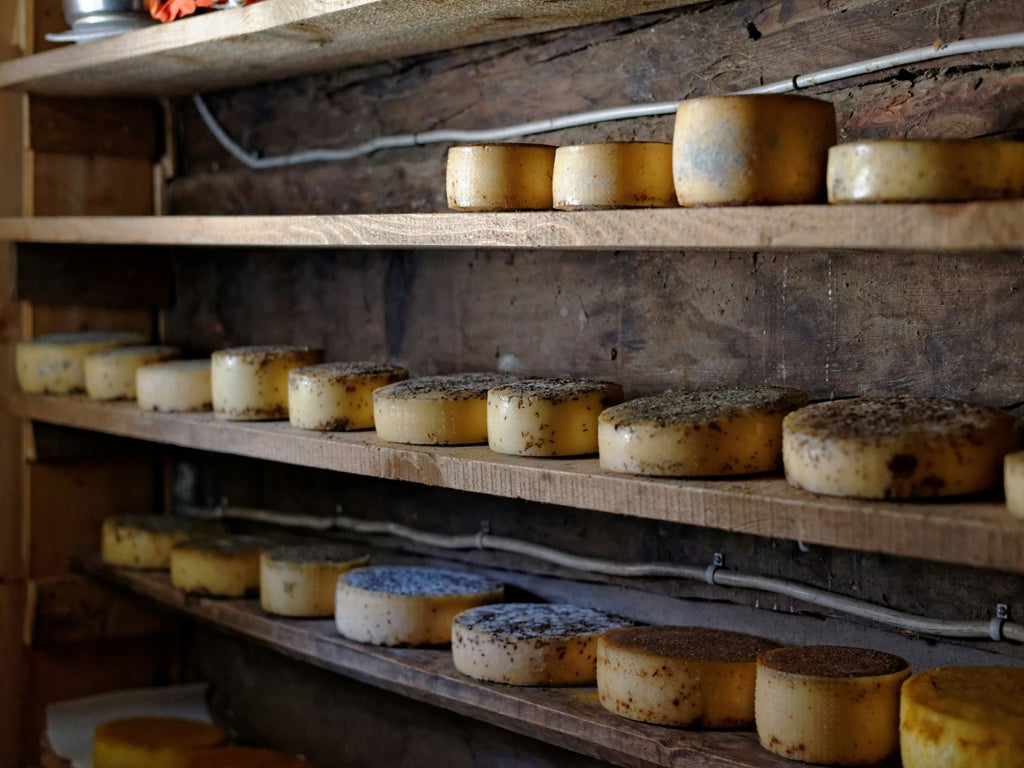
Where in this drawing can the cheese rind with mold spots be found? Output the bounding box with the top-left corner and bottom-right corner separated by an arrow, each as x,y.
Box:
487,377 -> 624,457
101,515 -> 226,570
446,143 -> 556,211
288,361 -> 408,431
92,717 -> 226,768
84,345 -> 181,400
170,535 -> 279,598
552,142 -> 676,210
260,544 -> 370,617
782,395 -> 1020,499
136,359 -> 213,412
211,345 -> 324,421
451,603 -> 632,686
16,331 -> 148,394
598,386 -> 807,476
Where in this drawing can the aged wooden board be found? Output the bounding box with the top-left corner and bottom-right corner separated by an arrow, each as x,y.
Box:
29,97 -> 162,159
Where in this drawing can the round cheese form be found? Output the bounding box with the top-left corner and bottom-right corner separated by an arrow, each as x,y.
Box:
260,544 -> 370,617
84,345 -> 181,400
487,377 -> 624,457
451,603 -> 632,686
446,143 -> 556,211
1005,451 -> 1024,518
900,666 -> 1024,768
179,747 -> 310,768
335,565 -> 504,646
101,515 -> 226,570
783,395 -> 1019,499
552,142 -> 676,210
599,386 -> 808,476
16,331 -> 148,395
673,94 -> 836,206
827,140 -> 1024,203
373,372 -> 516,445
137,359 -> 213,412
288,361 -> 409,431
211,345 -> 324,421
93,717 -> 226,768
755,645 -> 910,765
170,535 -> 278,597
596,626 -> 780,727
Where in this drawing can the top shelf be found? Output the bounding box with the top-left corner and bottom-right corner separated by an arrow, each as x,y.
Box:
0,0 -> 697,97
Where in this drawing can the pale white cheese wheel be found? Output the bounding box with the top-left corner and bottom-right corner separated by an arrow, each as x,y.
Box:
487,377 -> 624,457
16,331 -> 148,395
335,565 -> 504,646
599,386 -> 808,476
211,345 -> 324,421
783,395 -> 1020,499
827,140 -> 1024,203
755,645 -> 910,765
373,372 -> 516,445
1005,451 -> 1024,518
84,345 -> 180,401
596,626 -> 780,727
673,94 -> 836,206
288,361 -> 409,431
170,535 -> 278,598
552,142 -> 676,209
446,143 -> 556,211
451,603 -> 632,686
137,359 -> 213,412
900,666 -> 1024,768
260,544 -> 370,617
101,515 -> 226,570
93,717 -> 226,768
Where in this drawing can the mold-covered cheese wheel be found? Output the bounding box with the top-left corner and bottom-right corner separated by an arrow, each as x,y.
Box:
900,666 -> 1024,768
288,361 -> 409,431
211,345 -> 324,421
137,359 -> 213,412
1005,451 -> 1024,518
446,143 -> 556,211
335,566 -> 504,646
84,345 -> 180,400
596,626 -> 780,727
180,747 -> 311,768
93,717 -> 226,768
101,515 -> 226,570
783,395 -> 1019,499
16,331 -> 148,394
673,94 -> 836,206
260,544 -> 370,617
755,645 -> 910,765
552,142 -> 676,209
827,140 -> 1024,203
451,603 -> 632,686
170,535 -> 278,597
599,386 -> 808,476
487,377 -> 624,457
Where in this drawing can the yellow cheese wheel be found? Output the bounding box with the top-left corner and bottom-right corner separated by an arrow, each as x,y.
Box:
137,359 -> 213,412
1005,451 -> 1024,518
84,345 -> 181,400
170,535 -> 278,597
673,94 -> 836,206
446,143 -> 556,211
179,746 -> 310,768
288,361 -> 409,431
900,666 -> 1024,768
93,717 -> 226,768
827,140 -> 1024,203
211,345 -> 324,421
101,515 -> 226,570
552,142 -> 676,209
596,626 -> 780,727
16,331 -> 148,394
260,544 -> 370,617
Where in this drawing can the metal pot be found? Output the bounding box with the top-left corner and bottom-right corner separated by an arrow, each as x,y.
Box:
62,0 -> 149,27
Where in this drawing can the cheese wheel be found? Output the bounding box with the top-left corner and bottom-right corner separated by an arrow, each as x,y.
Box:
673,94 -> 836,206
827,140 -> 1024,203
93,717 -> 226,768
288,361 -> 409,431
446,143 -> 556,211
137,359 -> 213,412
487,377 -> 624,457
373,372 -> 516,445
84,345 -> 181,400
755,645 -> 910,765
260,544 -> 370,617
783,395 -> 1019,499
552,142 -> 676,210
900,666 -> 1024,768
211,345 -> 324,421
452,603 -> 632,686
16,331 -> 148,394
1005,451 -> 1024,518
101,515 -> 226,569
179,747 -> 310,768
170,535 -> 278,597
599,386 -> 808,476
335,565 -> 504,646
596,626 -> 780,727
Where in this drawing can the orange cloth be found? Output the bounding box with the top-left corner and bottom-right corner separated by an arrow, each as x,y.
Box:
149,0 -> 261,23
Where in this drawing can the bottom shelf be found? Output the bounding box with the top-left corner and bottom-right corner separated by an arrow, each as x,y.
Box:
80,557 -> 793,768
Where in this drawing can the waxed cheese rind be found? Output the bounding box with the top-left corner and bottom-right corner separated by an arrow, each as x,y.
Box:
446,144 -> 556,211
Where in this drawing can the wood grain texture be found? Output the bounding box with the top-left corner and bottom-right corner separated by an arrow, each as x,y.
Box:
29,97 -> 162,159
31,153 -> 154,216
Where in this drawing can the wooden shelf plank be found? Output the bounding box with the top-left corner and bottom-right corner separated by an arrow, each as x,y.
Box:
0,0 -> 698,98
2,202 -> 1024,252
79,558 -> 793,768
14,395 -> 1024,574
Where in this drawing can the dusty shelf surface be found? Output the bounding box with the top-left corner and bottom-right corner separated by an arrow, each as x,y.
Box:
14,394 -> 1024,574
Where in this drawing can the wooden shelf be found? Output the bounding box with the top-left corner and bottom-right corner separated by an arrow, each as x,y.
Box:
79,557 -> 792,768
0,0 -> 697,98
3,202 -> 1024,252
14,394 -> 1024,574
